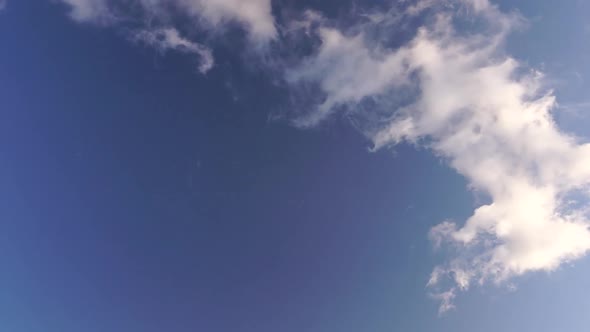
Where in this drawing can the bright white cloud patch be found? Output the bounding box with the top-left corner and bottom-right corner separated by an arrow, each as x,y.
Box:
133,27 -> 214,73
286,0 -> 590,313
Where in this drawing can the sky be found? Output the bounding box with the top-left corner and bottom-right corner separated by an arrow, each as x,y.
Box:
2,0 -> 590,331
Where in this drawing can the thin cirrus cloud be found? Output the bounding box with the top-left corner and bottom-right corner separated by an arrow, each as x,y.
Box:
132,27 -> 214,74
59,0 -> 114,24
54,0 -> 590,314
58,0 -> 276,40
57,0 -> 277,72
174,0 -> 277,42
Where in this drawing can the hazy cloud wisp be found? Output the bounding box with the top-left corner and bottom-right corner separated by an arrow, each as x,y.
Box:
58,0 -> 276,41
57,0 -> 278,71
132,27 -> 214,73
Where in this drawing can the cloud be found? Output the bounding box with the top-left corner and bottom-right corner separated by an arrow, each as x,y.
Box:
286,26 -> 409,127
57,0 -> 276,41
175,0 -> 276,42
284,0 -> 590,313
56,0 -> 277,76
132,27 -> 214,74
557,101 -> 590,118
59,0 -> 113,24
430,288 -> 456,315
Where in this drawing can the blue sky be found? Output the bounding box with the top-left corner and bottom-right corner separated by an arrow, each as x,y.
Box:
2,0 -> 590,331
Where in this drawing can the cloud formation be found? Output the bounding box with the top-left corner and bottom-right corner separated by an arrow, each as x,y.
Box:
58,0 -> 276,41
132,27 -> 214,73
57,0 -> 277,70
54,0 -> 590,314
285,25 -> 409,127
285,0 -> 590,313
59,0 -> 114,24
175,0 -> 276,41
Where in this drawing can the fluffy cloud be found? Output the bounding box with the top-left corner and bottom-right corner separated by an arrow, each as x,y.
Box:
286,0 -> 590,313
132,27 -> 214,73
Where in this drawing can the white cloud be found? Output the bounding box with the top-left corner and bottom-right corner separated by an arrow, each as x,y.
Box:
430,288 -> 456,315
57,0 -> 277,75
132,27 -> 214,74
57,0 -> 276,41
176,0 -> 276,42
59,0 -> 113,24
286,1 -> 590,313
286,27 -> 409,127
0,0 -> 6,11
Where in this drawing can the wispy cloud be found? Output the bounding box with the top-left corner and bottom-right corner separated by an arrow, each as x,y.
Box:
57,0 -> 276,41
132,27 -> 214,74
59,0 -> 114,24
430,288 -> 456,315
557,101 -> 590,117
56,0 -> 278,75
175,0 -> 276,42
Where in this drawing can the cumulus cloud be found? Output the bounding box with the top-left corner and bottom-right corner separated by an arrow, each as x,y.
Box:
132,27 -> 214,73
285,0 -> 590,313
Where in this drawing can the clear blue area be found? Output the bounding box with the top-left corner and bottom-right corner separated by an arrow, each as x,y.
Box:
1,1 -> 589,331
